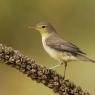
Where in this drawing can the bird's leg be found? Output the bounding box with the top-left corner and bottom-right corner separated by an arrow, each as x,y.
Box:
49,63 -> 61,69
63,62 -> 67,79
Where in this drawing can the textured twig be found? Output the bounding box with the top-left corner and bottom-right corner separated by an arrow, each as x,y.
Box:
0,44 -> 90,95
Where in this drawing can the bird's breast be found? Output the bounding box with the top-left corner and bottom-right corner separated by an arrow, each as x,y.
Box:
42,36 -> 77,62
42,37 -> 62,61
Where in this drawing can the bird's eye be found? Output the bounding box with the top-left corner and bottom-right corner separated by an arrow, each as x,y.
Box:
42,25 -> 46,28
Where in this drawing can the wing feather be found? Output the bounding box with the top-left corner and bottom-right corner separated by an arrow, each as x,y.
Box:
46,33 -> 86,55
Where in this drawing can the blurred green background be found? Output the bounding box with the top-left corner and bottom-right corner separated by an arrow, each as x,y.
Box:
0,0 -> 95,95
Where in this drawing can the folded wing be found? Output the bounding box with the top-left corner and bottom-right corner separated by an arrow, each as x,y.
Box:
46,33 -> 86,55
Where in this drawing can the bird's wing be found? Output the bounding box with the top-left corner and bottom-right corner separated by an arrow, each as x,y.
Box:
46,33 -> 86,55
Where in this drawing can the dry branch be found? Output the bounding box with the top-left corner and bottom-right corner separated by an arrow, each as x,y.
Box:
0,44 -> 90,95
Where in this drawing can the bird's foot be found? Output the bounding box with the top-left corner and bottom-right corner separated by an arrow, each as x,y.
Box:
49,62 -> 67,80
49,64 -> 61,69
63,62 -> 67,79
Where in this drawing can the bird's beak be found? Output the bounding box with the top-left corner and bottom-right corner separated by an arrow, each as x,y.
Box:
28,25 -> 38,32
28,26 -> 35,30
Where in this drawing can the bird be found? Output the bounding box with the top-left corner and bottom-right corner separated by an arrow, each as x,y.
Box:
29,21 -> 95,78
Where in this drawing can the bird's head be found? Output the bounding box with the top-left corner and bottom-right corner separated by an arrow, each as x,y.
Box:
29,21 -> 56,36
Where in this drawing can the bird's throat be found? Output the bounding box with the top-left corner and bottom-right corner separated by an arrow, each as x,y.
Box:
41,32 -> 51,39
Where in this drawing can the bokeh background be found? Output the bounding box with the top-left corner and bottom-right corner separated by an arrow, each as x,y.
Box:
0,0 -> 95,95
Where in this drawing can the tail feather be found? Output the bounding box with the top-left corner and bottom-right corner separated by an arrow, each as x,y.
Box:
76,54 -> 95,63
88,58 -> 95,63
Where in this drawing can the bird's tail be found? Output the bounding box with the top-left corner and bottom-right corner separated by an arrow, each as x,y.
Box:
77,54 -> 95,63
88,58 -> 95,63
